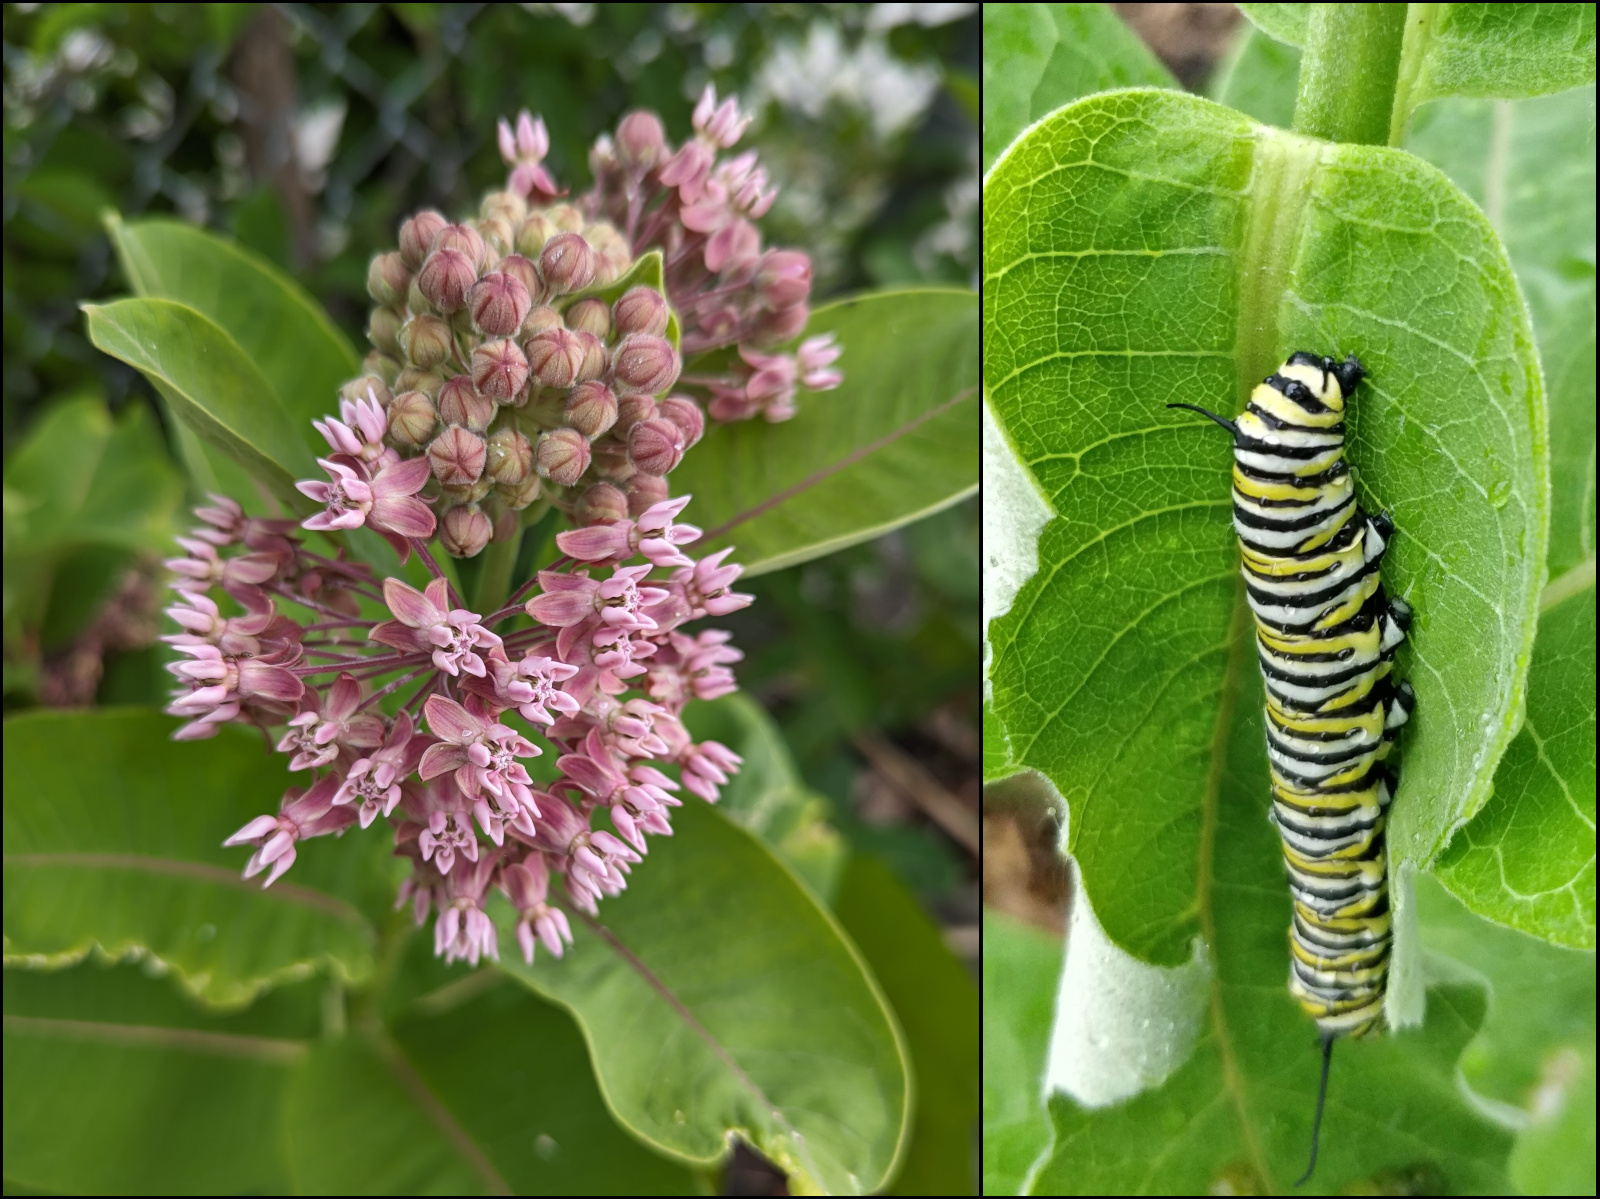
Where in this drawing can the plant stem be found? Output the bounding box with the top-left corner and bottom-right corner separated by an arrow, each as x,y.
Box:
474,530 -> 521,616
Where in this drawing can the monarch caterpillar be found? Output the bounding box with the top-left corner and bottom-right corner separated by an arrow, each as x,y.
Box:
1169,352 -> 1414,1186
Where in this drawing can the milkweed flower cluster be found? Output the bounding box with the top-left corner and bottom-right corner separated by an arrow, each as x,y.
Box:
160,94 -> 836,967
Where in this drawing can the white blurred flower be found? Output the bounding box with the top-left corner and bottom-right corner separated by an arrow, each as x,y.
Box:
756,23 -> 941,141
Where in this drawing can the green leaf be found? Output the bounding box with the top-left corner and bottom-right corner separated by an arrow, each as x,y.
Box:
1508,1034 -> 1596,1197
566,248 -> 681,353
1433,578 -> 1596,948
2,708 -> 377,1007
980,3 -> 1173,173
83,298 -> 319,501
282,964 -> 696,1196
672,289 -> 979,578
1031,983 -> 1511,1194
104,214 -> 361,446
680,692 -> 847,901
500,797 -> 910,1196
981,909 -> 1062,1197
833,854 -> 979,1195
1209,20 -> 1303,130
3,961 -> 313,1194
1414,871 -> 1595,1111
1241,2 -> 1597,102
3,391 -> 182,559
984,90 -> 1545,971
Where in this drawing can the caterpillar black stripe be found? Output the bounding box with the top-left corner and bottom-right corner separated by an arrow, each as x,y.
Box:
1169,352 -> 1414,1185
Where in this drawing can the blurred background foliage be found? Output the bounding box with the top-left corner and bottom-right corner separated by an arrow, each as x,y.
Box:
3,0 -> 979,947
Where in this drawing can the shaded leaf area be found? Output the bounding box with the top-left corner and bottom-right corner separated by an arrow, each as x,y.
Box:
83,297 -> 318,503
501,797 -> 910,1196
1407,85 -> 1596,577
1433,585 -> 1596,948
984,91 -> 1544,969
673,289 -> 978,578
2,708 -> 379,1006
1032,985 -> 1508,1195
284,957 -> 696,1196
1026,675 -> 1512,1194
2,961 -> 314,1195
1415,872 -> 1595,1115
833,854 -> 978,1196
1507,1034 -> 1596,1197
104,215 -> 360,449
2,391 -> 182,672
981,909 -> 1063,1197
1238,2 -> 1596,101
682,691 -> 848,901
1208,20 -> 1303,130
980,3 -> 1173,173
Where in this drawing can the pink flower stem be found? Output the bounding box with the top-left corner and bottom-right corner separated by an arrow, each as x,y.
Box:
267,584 -> 365,622
355,665 -> 432,712
302,618 -> 380,631
411,539 -> 445,579
293,651 -> 428,677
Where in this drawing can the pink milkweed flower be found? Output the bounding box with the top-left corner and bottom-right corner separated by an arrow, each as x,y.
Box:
223,775 -> 355,888
434,853 -> 500,966
530,794 -> 641,914
526,564 -> 669,635
371,576 -> 501,678
797,333 -> 844,390
502,855 -> 574,963
671,548 -> 753,618
498,110 -> 559,198
486,650 -> 581,726
314,389 -> 394,469
166,643 -> 304,740
297,454 -> 436,557
692,83 -> 751,149
418,695 -> 541,843
164,536 -> 281,595
276,671 -> 386,771
419,808 -> 479,876
334,709 -> 424,828
680,738 -> 743,802
590,624 -> 656,679
555,495 -> 702,569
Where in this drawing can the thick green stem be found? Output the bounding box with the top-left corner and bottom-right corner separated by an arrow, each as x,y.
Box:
1292,3 -> 1408,147
474,528 -> 521,615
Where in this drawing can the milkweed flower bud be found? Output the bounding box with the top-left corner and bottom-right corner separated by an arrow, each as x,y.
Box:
539,231 -> 596,296
586,223 -> 632,284
495,254 -> 543,304
616,110 -> 665,170
614,393 -> 657,436
565,298 -> 611,339
485,427 -> 534,486
440,503 -> 493,558
546,203 -> 585,233
521,305 -> 562,338
575,481 -> 629,526
628,417 -> 685,477
399,209 -> 448,270
437,375 -> 495,432
611,334 -> 679,396
476,215 -> 514,262
658,395 -> 705,449
574,331 -> 608,384
536,428 -> 591,487
400,313 -> 453,369
591,438 -> 636,482
626,473 -> 670,516
430,223 -> 487,271
481,189 -> 528,226
565,380 -> 619,438
613,286 -> 669,337
524,327 -> 586,390
367,252 -> 411,305
428,425 -> 487,487
394,367 -> 444,400
468,270 -> 532,337
418,249 -> 477,313
341,374 -> 392,409
471,338 -> 529,403
497,470 -> 543,509
368,305 -> 403,355
388,390 -> 438,447
756,249 -> 811,310
516,212 -> 556,257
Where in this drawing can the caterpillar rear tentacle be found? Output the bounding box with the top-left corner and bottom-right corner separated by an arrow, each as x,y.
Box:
1169,352 -> 1412,1185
